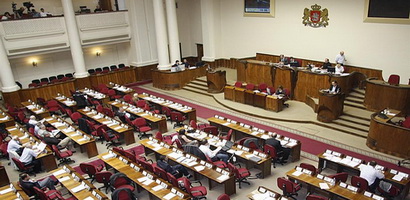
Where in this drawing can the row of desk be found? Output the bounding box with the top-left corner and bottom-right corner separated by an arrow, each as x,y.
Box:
224,86 -> 284,112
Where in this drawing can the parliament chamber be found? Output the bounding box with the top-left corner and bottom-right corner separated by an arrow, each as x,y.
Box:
0,0 -> 409,200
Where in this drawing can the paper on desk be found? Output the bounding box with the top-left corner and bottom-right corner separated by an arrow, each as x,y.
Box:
114,126 -> 122,130
287,142 -> 297,147
140,114 -> 148,116
392,175 -> 403,182
26,105 -> 35,109
280,140 -> 288,146
168,152 -> 182,159
319,183 -> 330,190
163,192 -> 176,200
107,123 -> 116,127
8,127 -> 17,131
137,177 -> 148,183
84,197 -> 94,200
153,146 -> 163,151
0,117 -> 8,121
261,134 -> 270,139
222,122 -> 230,126
92,115 -> 102,120
251,131 -> 259,136
34,110 -> 43,114
227,149 -> 235,154
195,165 -> 205,172
71,184 -> 86,193
0,188 -> 13,194
217,175 -> 229,181
58,176 -> 70,182
235,150 -> 243,156
292,171 -> 303,177
143,179 -> 154,185
53,169 -> 66,176
19,135 -> 28,140
186,161 -> 198,167
102,154 -> 115,160
70,133 -> 80,137
152,184 -> 164,191
77,138 -> 86,142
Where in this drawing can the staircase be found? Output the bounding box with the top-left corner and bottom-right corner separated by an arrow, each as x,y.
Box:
344,88 -> 366,110
182,77 -> 212,96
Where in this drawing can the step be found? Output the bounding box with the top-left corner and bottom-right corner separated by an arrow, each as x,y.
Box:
189,81 -> 208,88
352,88 -> 365,95
344,101 -> 366,110
338,115 -> 370,127
194,78 -> 207,84
343,106 -> 373,119
332,118 -> 369,133
185,83 -> 208,92
347,93 -> 364,100
317,121 -> 368,138
345,97 -> 364,104
182,86 -> 212,97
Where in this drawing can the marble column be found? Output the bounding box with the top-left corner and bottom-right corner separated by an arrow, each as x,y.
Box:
200,0 -> 216,62
0,38 -> 19,92
153,0 -> 171,70
165,0 -> 181,64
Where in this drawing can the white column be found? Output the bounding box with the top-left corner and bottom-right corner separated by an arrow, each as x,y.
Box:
200,0 -> 216,62
153,0 -> 171,70
165,0 -> 180,63
0,39 -> 19,92
61,0 -> 89,78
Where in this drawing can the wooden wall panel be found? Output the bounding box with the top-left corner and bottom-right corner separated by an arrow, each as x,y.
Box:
2,91 -> 22,107
245,62 -> 274,86
19,80 -> 76,102
236,61 -> 246,82
89,68 -> 137,87
134,64 -> 157,81
75,77 -> 92,89
152,67 -> 207,90
273,67 -> 295,94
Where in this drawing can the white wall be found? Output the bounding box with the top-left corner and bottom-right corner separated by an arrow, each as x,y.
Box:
10,43 -> 129,88
176,0 -> 202,58
215,0 -> 410,83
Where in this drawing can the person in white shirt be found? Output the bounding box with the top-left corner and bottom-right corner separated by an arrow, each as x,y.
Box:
1,12 -> 12,20
335,64 -> 344,74
198,140 -> 229,163
39,8 -> 51,17
7,136 -> 22,153
359,161 -> 385,192
335,51 -> 346,64
19,144 -> 42,173
28,116 -> 45,126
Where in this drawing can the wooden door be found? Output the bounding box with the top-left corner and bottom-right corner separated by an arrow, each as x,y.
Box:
99,0 -> 112,11
196,43 -> 203,61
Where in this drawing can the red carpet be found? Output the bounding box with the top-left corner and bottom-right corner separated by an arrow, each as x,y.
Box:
131,86 -> 410,174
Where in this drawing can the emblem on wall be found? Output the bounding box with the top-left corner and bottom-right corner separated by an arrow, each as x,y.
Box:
302,4 -> 329,28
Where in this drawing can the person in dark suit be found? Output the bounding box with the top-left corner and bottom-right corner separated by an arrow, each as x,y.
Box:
157,155 -> 192,178
288,57 -> 300,67
19,173 -> 58,196
279,54 -> 288,64
329,81 -> 341,94
266,138 -> 291,162
321,58 -> 332,69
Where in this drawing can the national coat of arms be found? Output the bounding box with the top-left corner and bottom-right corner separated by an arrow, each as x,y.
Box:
302,4 -> 329,28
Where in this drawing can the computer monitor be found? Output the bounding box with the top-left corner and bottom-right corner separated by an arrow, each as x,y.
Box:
328,67 -> 335,73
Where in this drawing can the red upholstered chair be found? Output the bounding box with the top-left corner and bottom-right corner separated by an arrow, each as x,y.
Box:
103,107 -> 115,118
97,83 -> 108,92
328,172 -> 348,183
217,194 -> 231,200
377,183 -> 400,199
108,89 -> 122,100
300,163 -> 319,175
236,137 -> 253,146
132,118 -> 152,139
153,165 -> 168,181
189,119 -> 209,130
12,158 -> 35,175
101,128 -> 121,147
258,83 -> 268,93
206,155 -> 227,169
100,87 -> 109,95
95,171 -> 113,194
306,194 -> 329,200
263,144 -> 283,168
170,112 -> 186,128
267,86 -> 275,95
111,188 -> 135,200
17,111 -> 29,124
136,100 -> 146,108
246,83 -> 255,91
174,139 -> 183,149
219,129 -> 233,141
234,81 -> 243,88
28,83 -> 38,88
110,173 -> 135,192
33,187 -> 76,200
144,104 -> 160,114
162,106 -> 171,120
181,177 -> 207,200
155,131 -> 172,145
227,163 -> 251,188
123,94 -> 133,104
140,159 -> 154,173
80,162 -> 104,183
46,100 -> 60,114
203,126 -> 218,136
387,74 -> 400,85
400,116 -> 410,128
70,112 -> 82,124
96,105 -> 104,113
277,177 -> 301,198
166,172 -> 183,187
52,145 -> 74,166
351,176 -> 369,192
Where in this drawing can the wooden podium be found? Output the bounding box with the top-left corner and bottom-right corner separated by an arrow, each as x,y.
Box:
207,70 -> 226,93
254,93 -> 266,108
224,86 -> 235,101
266,96 -> 284,112
234,88 -> 246,103
317,90 -> 345,122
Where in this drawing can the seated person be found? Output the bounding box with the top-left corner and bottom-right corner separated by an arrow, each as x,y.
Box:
329,81 -> 341,94
359,161 -> 384,192
19,173 -> 58,196
19,144 -> 42,173
288,57 -> 300,67
30,9 -> 41,18
42,132 -> 75,152
28,115 -> 46,126
266,138 -> 291,163
182,59 -> 190,68
1,12 -> 12,20
275,86 -> 289,107
132,93 -> 139,103
115,107 -> 135,122
37,125 -> 64,139
39,8 -> 51,17
94,5 -> 102,13
279,54 -> 288,65
199,140 -> 229,163
7,136 -> 23,155
335,63 -> 345,74
321,58 -> 332,69
157,155 -> 192,178
171,129 -> 198,147
171,60 -> 181,72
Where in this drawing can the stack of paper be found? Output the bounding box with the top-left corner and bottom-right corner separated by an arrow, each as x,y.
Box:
163,192 -> 176,200
152,184 -> 164,191
0,188 -> 13,195
319,183 -> 330,189
217,175 -> 229,181
72,184 -> 86,193
194,165 -> 205,172
53,169 -> 66,176
292,171 -> 303,177
58,176 -> 70,182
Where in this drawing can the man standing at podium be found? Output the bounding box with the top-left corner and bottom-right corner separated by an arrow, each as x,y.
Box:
329,81 -> 341,94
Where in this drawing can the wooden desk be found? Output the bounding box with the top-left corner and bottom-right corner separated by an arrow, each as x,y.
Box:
181,128 -> 272,179
234,88 -> 246,103
45,116 -> 98,158
108,100 -> 168,133
317,91 -> 345,123
0,183 -> 30,200
317,150 -> 410,199
286,168 -> 377,200
138,93 -> 197,122
6,126 -> 58,172
78,108 -> 135,145
364,79 -> 410,115
265,95 -> 284,112
367,109 -> 410,159
244,90 -> 255,105
246,186 -> 281,200
50,165 -> 108,200
98,152 -> 190,200
21,101 -> 50,119
0,108 -> 14,127
140,139 -> 237,195
206,70 -> 226,93
79,89 -> 109,104
89,67 -> 137,88
224,86 -> 235,101
53,95 -> 77,111
152,67 -> 207,90
107,82 -> 135,95
0,165 -> 10,187
208,117 -> 301,162
253,92 -> 266,108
